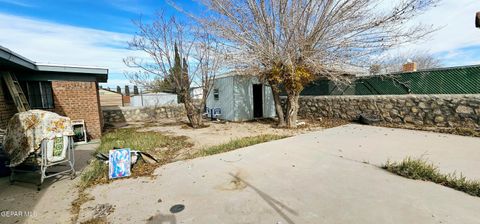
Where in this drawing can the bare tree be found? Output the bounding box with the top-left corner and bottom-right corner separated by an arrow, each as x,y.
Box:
185,0 -> 439,128
124,12 -> 223,128
371,50 -> 442,74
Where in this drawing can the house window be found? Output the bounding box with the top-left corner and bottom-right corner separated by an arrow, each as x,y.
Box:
21,81 -> 54,109
0,79 -> 13,103
213,89 -> 219,100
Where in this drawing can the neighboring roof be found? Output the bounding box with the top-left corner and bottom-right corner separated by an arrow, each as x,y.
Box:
214,71 -> 246,79
0,45 -> 108,82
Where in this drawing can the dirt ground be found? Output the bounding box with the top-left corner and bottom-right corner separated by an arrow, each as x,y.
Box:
110,118 -> 345,150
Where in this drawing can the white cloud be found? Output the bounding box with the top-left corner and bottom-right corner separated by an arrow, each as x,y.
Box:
101,78 -> 134,88
0,13 -> 145,87
0,0 -> 34,8
105,0 -> 150,14
395,1 -> 480,63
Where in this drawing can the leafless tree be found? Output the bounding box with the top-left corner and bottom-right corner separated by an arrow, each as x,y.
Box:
124,12 -> 223,128
184,0 -> 439,128
371,50 -> 442,74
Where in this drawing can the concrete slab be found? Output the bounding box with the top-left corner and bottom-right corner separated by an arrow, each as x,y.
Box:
0,142 -> 98,224
299,124 -> 480,179
79,125 -> 480,224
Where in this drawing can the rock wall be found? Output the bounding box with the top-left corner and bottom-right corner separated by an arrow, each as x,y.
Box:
296,95 -> 480,128
102,105 -> 185,123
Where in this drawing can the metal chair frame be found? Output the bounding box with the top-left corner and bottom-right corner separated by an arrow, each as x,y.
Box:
9,136 -> 76,190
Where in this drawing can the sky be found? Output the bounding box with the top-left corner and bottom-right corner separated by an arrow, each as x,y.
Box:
0,0 -> 479,88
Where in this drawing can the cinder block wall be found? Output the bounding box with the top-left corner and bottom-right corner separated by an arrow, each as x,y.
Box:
51,81 -> 103,139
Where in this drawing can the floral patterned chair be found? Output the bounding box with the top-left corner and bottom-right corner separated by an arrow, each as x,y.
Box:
4,110 -> 75,190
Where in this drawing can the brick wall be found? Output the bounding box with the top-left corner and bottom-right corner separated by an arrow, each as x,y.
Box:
51,81 -> 103,139
0,79 -> 17,130
122,95 -> 131,106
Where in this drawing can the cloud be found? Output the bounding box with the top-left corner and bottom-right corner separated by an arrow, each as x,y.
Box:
105,0 -> 151,14
0,0 -> 479,91
0,13 -> 145,87
393,0 -> 480,65
101,78 -> 134,88
0,0 -> 34,8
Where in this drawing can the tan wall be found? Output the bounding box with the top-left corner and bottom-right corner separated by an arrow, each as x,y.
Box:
99,89 -> 123,107
51,81 -> 103,139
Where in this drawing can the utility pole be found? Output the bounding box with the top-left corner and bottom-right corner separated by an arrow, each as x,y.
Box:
476,12 -> 480,28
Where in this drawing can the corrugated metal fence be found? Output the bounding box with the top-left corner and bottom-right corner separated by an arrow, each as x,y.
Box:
301,65 -> 480,95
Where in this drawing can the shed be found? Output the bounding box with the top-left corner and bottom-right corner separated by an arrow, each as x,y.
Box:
190,86 -> 203,100
206,74 -> 275,121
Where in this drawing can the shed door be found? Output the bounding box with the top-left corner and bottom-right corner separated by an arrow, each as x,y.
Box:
253,84 -> 263,118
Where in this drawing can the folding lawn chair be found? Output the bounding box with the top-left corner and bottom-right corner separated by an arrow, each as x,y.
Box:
9,135 -> 76,190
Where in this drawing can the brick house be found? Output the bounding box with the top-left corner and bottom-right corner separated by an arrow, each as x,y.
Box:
0,46 -> 108,139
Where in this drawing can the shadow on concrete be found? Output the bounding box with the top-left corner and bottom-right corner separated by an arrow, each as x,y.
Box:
0,143 -> 96,224
229,173 -> 298,224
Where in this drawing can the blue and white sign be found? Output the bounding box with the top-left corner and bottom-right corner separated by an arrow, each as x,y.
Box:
108,148 -> 131,179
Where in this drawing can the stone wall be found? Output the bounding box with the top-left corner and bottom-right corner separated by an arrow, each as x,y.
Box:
102,105 -> 186,123
296,95 -> 480,128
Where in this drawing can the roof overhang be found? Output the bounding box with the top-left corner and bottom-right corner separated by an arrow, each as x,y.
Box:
0,45 -> 108,83
0,45 -> 36,70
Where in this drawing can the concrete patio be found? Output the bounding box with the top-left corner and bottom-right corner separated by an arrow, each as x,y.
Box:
76,124 -> 480,223
0,142 -> 99,224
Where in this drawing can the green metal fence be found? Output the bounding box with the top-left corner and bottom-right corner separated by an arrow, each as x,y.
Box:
301,65 -> 480,95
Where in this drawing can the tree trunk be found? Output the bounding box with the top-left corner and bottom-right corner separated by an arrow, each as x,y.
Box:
270,84 -> 286,127
184,101 -> 203,128
285,92 -> 300,128
182,92 -> 203,128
